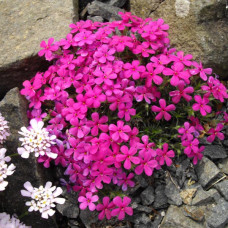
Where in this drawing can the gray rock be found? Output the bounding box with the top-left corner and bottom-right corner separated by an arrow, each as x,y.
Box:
79,209 -> 99,228
192,187 -> 217,206
0,0 -> 78,97
220,158 -> 228,175
215,180 -> 228,201
153,185 -> 168,209
56,200 -> 79,218
160,205 -> 203,228
206,199 -> 228,228
195,157 -> 220,187
150,0 -> 228,80
140,186 -> 155,206
203,145 -> 227,159
132,213 -> 151,225
87,15 -> 104,22
0,88 -> 57,228
107,0 -> 127,7
135,204 -> 152,213
87,0 -> 124,20
165,178 -> 182,206
135,175 -> 148,188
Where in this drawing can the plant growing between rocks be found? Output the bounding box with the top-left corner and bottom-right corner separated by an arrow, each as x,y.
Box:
9,11 -> 228,221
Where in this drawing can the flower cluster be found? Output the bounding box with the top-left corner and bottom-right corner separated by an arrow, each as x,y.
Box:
0,148 -> 15,191
0,113 -> 10,144
21,181 -> 65,219
0,212 -> 31,228
20,12 -> 227,220
17,119 -> 57,159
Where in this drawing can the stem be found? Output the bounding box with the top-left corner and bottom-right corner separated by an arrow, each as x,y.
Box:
19,211 -> 29,219
9,153 -> 19,157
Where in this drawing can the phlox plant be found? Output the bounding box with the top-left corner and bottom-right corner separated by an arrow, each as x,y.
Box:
20,12 -> 228,220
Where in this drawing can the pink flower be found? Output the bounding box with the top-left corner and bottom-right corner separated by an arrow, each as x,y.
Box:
135,152 -> 158,176
87,112 -> 108,136
118,103 -> 136,121
96,197 -> 115,220
143,63 -> 163,86
192,95 -> 211,116
137,135 -> 156,156
78,192 -> 99,211
182,138 -> 199,155
207,123 -> 224,143
163,62 -> 190,86
156,143 -> 175,166
109,121 -> 131,142
94,45 -> 116,63
189,146 -> 204,165
171,51 -> 193,67
38,38 -> 58,60
111,196 -> 133,220
151,99 -> 176,121
124,60 -> 146,80
117,173 -> 135,191
169,81 -> 194,104
178,122 -> 195,141
116,145 -> 140,170
190,61 -> 212,81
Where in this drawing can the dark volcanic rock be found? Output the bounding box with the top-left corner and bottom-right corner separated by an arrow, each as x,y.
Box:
87,0 -> 124,20
140,186 -> 155,206
215,180 -> 228,201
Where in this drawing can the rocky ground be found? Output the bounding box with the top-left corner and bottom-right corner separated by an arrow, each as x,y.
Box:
0,0 -> 228,227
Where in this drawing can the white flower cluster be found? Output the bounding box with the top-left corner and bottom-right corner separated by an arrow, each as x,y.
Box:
0,212 -> 31,228
21,181 -> 65,219
0,113 -> 10,144
0,148 -> 16,191
17,119 -> 57,159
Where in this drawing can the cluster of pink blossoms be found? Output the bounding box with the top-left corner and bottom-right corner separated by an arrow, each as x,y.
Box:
20,12 -> 228,220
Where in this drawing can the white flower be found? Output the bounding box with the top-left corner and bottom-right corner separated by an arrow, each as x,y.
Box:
0,113 -> 10,144
0,212 -> 31,228
21,181 -> 65,219
17,119 -> 57,159
0,148 -> 16,191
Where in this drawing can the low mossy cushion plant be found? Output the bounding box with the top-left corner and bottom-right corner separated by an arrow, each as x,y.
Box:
20,12 -> 228,220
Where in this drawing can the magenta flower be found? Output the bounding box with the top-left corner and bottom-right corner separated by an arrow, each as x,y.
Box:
78,192 -> 99,211
111,196 -> 133,220
135,152 -> 158,176
38,38 -> 58,60
156,143 -> 175,166
143,62 -> 163,86
74,30 -> 96,46
192,95 -> 212,116
87,112 -> 108,136
137,135 -> 156,156
96,197 -> 115,220
169,81 -> 194,104
189,146 -> 204,165
134,86 -> 155,104
116,145 -> 140,170
124,60 -> 146,80
171,51 -> 193,67
117,173 -> 135,191
182,138 -> 199,155
190,61 -> 212,81
94,45 -> 116,63
118,103 -> 136,121
178,122 -> 195,141
109,121 -> 131,142
207,123 -> 224,143
163,62 -> 191,86
151,99 -> 176,121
